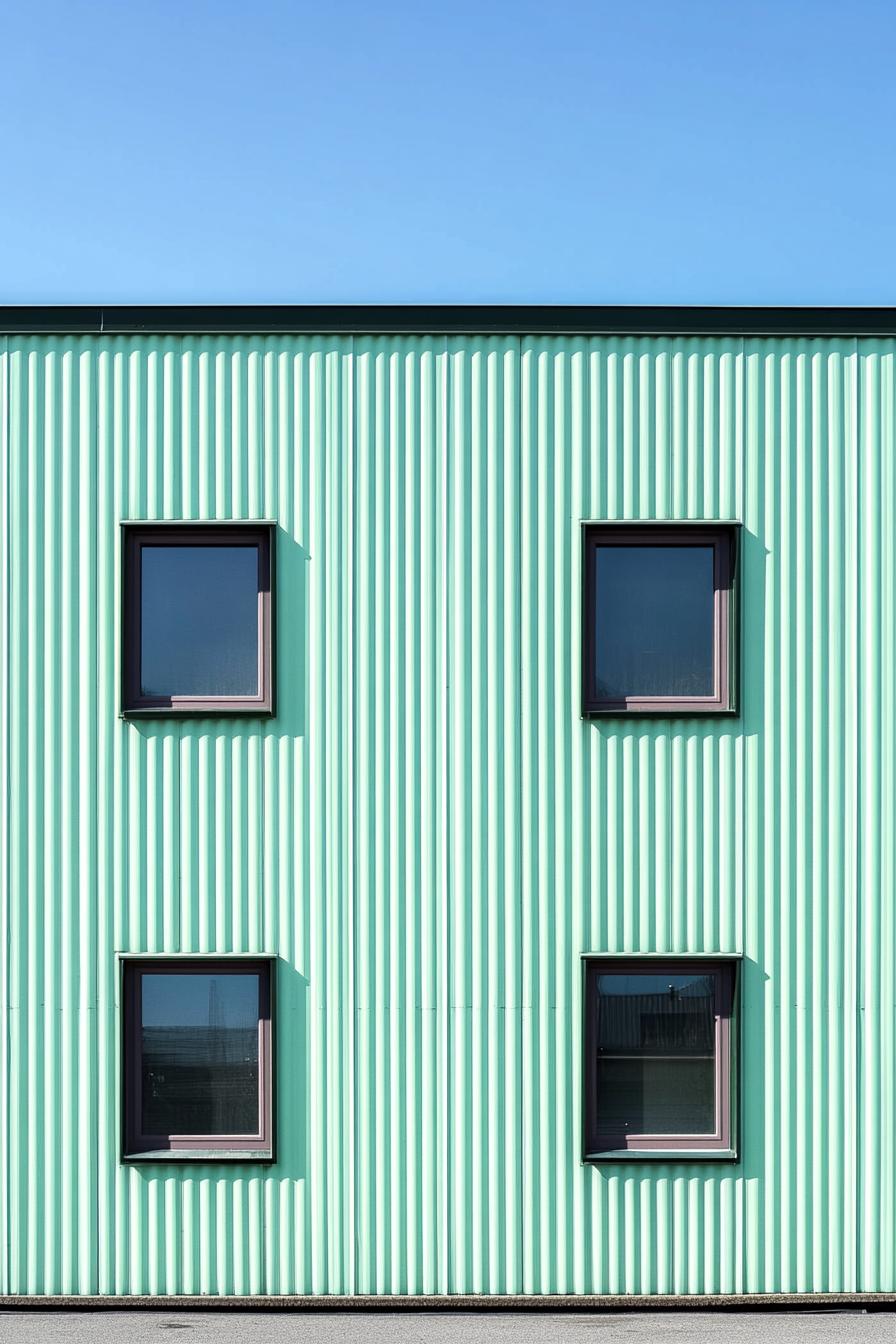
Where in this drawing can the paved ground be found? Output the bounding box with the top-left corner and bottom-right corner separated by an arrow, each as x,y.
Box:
0,1312 -> 892,1344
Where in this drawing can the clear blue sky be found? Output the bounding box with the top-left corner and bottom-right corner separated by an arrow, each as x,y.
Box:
2,0 -> 894,305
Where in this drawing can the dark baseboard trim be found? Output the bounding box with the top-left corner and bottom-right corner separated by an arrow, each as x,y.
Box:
0,1293 -> 894,1311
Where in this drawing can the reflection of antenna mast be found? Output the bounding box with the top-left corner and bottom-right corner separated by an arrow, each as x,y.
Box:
209,979 -> 223,1065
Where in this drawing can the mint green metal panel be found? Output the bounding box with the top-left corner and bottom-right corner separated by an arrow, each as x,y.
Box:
2,336 -> 356,1296
352,336 -> 452,1292
350,335 -> 523,1293
518,338 -> 745,1296
0,339 -> 8,1293
857,343 -> 896,1293
0,329 -> 892,1296
741,341 -> 859,1293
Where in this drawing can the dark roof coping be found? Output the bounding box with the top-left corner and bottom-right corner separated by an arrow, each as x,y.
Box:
2,304 -> 896,336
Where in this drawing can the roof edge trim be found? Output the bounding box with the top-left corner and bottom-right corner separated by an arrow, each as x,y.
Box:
2,304 -> 896,336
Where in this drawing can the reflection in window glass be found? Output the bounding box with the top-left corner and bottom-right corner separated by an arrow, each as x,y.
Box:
595,546 -> 714,699
141,973 -> 260,1136
594,971 -> 716,1136
140,545 -> 259,697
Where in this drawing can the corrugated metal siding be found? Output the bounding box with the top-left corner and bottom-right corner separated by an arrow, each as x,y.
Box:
1,331 -> 892,1296
519,338 -> 745,1296
744,340 -> 859,1293
858,345 -> 896,1293
0,337 -> 8,1294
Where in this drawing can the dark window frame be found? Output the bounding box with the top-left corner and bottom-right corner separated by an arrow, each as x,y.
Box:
581,523 -> 737,716
121,522 -> 274,717
582,956 -> 738,1161
121,957 -> 274,1162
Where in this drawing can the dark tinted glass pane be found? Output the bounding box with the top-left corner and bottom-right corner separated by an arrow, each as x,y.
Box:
140,545 -> 259,697
594,545 -> 714,699
595,972 -> 716,1136
141,973 -> 260,1136
595,1057 -> 715,1135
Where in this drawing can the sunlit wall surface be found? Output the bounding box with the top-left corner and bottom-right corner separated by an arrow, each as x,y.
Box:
1,321 -> 893,1296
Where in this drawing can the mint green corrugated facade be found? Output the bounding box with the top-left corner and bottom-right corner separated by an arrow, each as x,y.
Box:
0,317 -> 894,1297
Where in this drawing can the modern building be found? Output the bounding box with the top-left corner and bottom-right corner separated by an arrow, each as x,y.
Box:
1,304 -> 895,1302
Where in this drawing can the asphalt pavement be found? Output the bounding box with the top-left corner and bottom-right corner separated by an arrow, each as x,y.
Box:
0,1311 -> 892,1344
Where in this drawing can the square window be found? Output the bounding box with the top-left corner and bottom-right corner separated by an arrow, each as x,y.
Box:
122,959 -> 273,1160
121,523 -> 273,715
583,957 -> 737,1159
581,525 -> 736,715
